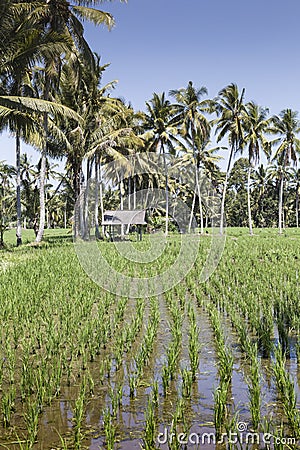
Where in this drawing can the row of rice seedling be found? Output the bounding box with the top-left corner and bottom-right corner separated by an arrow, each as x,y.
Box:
1,232 -> 300,448
160,291 -> 184,396
128,296 -> 160,398
273,344 -> 300,438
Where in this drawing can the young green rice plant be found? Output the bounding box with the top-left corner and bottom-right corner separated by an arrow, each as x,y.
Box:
257,307 -> 273,358
214,380 -> 229,441
167,398 -> 188,450
114,297 -> 127,323
109,384 -> 123,418
152,380 -> 159,407
73,378 -> 86,450
24,399 -> 39,448
6,342 -> 16,385
161,364 -> 170,397
188,306 -> 201,380
181,367 -> 193,399
273,344 -> 300,437
20,361 -> 35,402
142,396 -> 157,450
129,374 -> 138,399
86,369 -> 94,395
103,407 -> 116,450
1,385 -> 15,427
166,343 -> 180,380
207,303 -> 233,384
218,345 -> 233,385
247,344 -> 261,430
129,297 -> 160,395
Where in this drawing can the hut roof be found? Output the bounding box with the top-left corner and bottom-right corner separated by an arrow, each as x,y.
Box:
103,210 -> 146,226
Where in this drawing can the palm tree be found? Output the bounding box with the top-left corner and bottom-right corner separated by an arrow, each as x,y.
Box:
243,102 -> 270,235
252,164 -> 271,227
0,0 -> 72,245
169,81 -> 210,233
214,83 -> 246,234
268,109 -> 300,234
0,161 -> 15,246
58,56 -> 137,238
289,168 -> 300,227
27,0 -> 126,243
143,92 -> 178,236
176,134 -> 222,232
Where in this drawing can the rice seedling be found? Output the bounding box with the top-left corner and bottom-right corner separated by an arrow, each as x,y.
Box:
247,344 -> 261,430
161,364 -> 170,397
109,384 -> 123,418
72,378 -> 87,449
24,399 -> 39,448
142,396 -> 157,450
187,306 -> 201,380
1,385 -> 15,427
152,380 -> 159,407
129,374 -> 138,399
103,407 -> 116,450
181,367 -> 193,398
273,344 -> 300,437
213,380 -> 229,441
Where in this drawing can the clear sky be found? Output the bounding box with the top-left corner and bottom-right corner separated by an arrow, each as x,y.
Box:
2,0 -> 300,166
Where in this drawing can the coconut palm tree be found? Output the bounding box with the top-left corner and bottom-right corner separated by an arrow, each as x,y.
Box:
0,0 -> 75,245
289,168 -> 300,228
252,164 -> 271,227
0,161 -> 15,246
169,81 -> 210,233
243,102 -> 270,235
26,0 -> 126,243
57,56 -> 138,238
176,134 -> 222,232
143,92 -> 178,236
214,83 -> 246,235
268,109 -> 300,234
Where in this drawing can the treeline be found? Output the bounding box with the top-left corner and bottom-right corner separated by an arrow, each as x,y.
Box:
1,0 -> 300,245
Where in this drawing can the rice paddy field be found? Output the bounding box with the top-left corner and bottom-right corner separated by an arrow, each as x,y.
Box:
0,228 -> 300,449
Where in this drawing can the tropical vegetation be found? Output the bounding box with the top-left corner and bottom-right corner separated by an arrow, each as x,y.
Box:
1,2 -> 300,244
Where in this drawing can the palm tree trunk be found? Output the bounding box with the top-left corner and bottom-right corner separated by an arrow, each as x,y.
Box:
35,152 -> 46,243
161,142 -> 169,236
64,202 -> 67,229
188,191 -> 196,233
120,180 -> 124,237
82,159 -> 91,239
94,156 -> 100,239
192,126 -> 203,234
278,174 -> 284,234
247,167 -> 253,236
196,172 -> 204,234
35,78 -> 50,243
128,177 -> 132,210
79,170 -> 84,236
296,184 -> 299,228
220,144 -> 234,235
74,162 -> 81,239
133,175 -> 137,210
16,131 -> 22,246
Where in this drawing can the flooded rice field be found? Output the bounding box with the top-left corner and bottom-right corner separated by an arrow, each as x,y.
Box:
0,232 -> 300,449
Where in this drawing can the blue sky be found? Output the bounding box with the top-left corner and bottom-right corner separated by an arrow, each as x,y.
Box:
2,0 -> 300,167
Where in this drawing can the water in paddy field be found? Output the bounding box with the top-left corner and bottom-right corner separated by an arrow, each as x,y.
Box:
1,233 -> 300,449
0,294 -> 296,450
